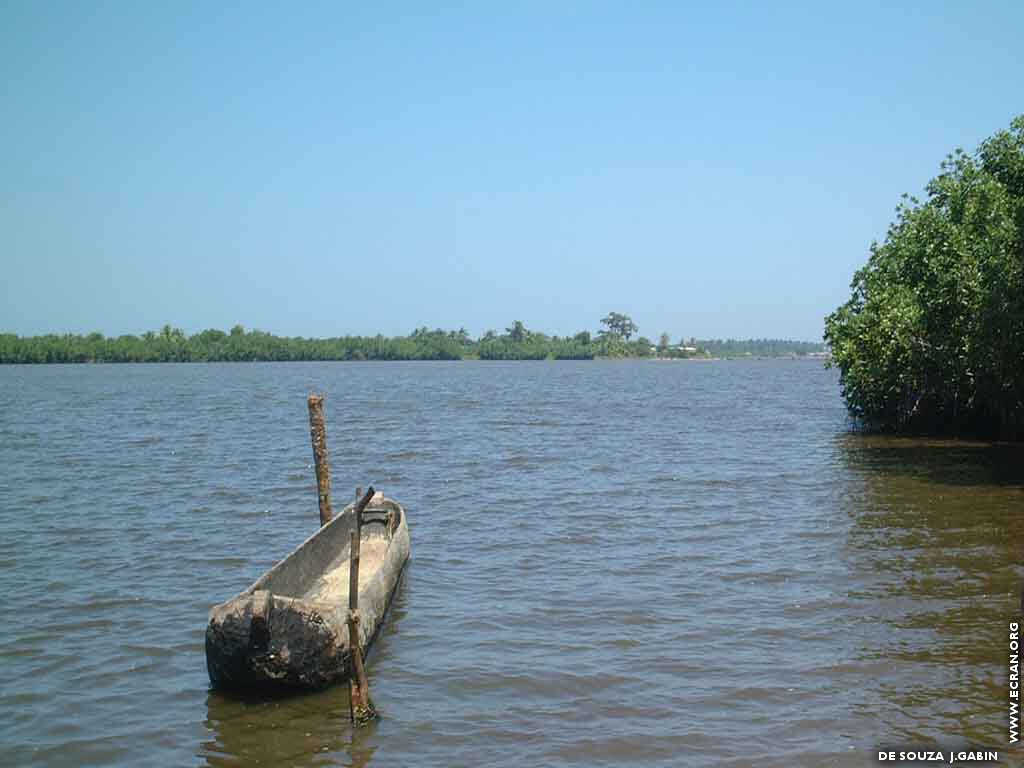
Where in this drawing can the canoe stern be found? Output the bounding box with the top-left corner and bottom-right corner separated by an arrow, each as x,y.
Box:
205,590 -> 348,690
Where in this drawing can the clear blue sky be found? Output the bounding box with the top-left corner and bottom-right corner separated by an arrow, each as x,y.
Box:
2,2 -> 1021,342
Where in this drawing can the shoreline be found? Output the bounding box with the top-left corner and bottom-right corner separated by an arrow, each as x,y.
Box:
0,355 -> 832,366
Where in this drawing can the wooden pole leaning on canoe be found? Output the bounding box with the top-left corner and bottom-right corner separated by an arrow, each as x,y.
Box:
348,485 -> 378,725
307,394 -> 333,526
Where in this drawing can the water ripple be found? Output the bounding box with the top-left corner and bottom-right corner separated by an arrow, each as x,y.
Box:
1,361 -> 1019,766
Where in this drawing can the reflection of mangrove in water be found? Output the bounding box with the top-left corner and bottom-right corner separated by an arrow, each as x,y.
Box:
836,436 -> 1024,745
200,571 -> 411,766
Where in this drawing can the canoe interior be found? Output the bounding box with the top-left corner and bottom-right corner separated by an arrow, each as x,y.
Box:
246,499 -> 403,602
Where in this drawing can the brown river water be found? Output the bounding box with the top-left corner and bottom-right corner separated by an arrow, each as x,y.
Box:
1,360 -> 1021,767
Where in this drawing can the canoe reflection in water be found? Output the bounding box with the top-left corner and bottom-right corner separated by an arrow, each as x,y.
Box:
201,686 -> 378,768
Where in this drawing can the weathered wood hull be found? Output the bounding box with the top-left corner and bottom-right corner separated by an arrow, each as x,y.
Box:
205,497 -> 410,690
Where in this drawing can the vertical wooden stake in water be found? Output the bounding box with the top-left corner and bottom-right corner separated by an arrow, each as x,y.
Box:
348,521 -> 377,724
307,394 -> 332,526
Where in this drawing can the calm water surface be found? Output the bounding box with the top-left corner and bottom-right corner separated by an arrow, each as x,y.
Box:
1,361 -> 1021,767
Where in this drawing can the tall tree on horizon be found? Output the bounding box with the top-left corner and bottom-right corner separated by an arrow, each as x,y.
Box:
599,312 -> 637,340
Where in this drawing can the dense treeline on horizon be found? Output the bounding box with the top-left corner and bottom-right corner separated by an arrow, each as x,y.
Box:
697,338 -> 824,358
826,115 -> 1024,440
0,318 -> 825,364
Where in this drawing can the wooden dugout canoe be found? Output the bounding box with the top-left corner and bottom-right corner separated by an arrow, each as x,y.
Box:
205,494 -> 410,690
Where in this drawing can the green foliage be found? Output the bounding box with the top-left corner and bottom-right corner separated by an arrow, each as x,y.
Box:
478,320 -> 597,359
599,312 -> 638,341
505,320 -> 527,343
0,312 -> 825,365
825,115 -> 1024,439
696,339 -> 825,357
0,327 -> 465,363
